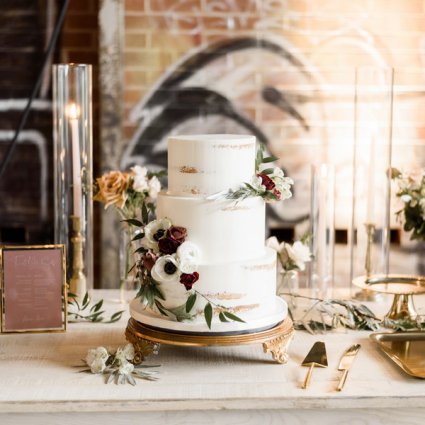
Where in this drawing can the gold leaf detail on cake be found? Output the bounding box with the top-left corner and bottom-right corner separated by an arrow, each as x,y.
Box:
213,143 -> 255,150
220,205 -> 249,211
244,261 -> 276,271
191,188 -> 201,195
215,304 -> 259,314
180,166 -> 199,173
203,292 -> 244,300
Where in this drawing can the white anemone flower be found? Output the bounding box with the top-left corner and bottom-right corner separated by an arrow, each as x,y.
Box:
176,241 -> 201,274
251,175 -> 266,193
151,255 -> 179,282
144,218 -> 172,244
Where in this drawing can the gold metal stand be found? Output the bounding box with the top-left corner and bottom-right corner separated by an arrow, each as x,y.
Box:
69,216 -> 87,300
353,274 -> 425,320
125,317 -> 295,364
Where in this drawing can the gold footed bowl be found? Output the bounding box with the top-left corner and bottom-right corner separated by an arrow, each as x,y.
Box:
125,317 -> 294,365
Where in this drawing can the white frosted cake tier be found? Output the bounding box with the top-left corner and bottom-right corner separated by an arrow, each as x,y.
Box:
168,134 -> 255,196
130,296 -> 287,334
157,193 -> 265,263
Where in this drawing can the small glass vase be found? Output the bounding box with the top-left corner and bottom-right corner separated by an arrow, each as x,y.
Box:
119,222 -> 140,303
278,269 -> 300,309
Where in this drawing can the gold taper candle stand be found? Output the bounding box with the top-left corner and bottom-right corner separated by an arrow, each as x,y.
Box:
353,274 -> 425,321
69,216 -> 87,301
354,223 -> 379,302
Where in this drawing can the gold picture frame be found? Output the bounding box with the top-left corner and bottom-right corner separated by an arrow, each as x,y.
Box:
0,245 -> 67,333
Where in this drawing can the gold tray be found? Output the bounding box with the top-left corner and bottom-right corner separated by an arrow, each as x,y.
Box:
370,331 -> 425,379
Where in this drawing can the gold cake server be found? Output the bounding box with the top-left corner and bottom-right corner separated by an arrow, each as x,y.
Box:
301,341 -> 328,389
337,343 -> 361,391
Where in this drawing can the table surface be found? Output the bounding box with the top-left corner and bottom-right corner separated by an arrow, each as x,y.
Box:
0,290 -> 424,414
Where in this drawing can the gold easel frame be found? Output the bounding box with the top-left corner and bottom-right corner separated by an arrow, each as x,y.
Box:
0,244 -> 67,333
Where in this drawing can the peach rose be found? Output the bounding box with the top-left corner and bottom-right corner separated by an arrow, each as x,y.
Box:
94,171 -> 130,209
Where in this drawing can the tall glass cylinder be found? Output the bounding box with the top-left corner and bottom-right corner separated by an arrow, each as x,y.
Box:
350,67 -> 394,298
309,164 -> 335,299
53,64 -> 93,300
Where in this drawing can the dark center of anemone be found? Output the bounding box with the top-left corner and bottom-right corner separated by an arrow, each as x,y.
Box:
164,261 -> 177,275
153,229 -> 166,241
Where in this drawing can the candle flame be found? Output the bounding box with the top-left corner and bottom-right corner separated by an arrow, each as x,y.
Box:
66,102 -> 80,120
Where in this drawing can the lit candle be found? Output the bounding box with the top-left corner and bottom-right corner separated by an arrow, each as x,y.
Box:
66,103 -> 82,218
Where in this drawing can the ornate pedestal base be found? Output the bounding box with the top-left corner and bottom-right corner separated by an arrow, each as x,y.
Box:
125,317 -> 294,364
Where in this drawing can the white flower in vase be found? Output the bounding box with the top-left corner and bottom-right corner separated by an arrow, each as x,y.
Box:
148,175 -> 161,199
177,241 -> 201,273
266,236 -> 284,253
131,165 -> 149,192
151,255 -> 180,282
284,241 -> 312,271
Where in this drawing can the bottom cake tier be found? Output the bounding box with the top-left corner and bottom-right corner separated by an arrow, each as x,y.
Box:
129,296 -> 288,334
130,247 -> 287,333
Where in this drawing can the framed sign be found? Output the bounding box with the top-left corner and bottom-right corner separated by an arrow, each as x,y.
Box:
0,245 -> 67,333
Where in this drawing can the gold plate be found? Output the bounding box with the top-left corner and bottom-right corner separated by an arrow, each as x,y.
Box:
125,317 -> 294,364
370,332 -> 425,379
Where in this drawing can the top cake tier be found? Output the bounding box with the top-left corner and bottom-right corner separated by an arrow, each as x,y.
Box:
168,134 -> 256,196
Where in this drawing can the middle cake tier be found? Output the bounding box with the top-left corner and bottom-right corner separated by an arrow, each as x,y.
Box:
156,193 -> 266,263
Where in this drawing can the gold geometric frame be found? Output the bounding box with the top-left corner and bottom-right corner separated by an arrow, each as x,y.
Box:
0,244 -> 67,333
125,317 -> 294,364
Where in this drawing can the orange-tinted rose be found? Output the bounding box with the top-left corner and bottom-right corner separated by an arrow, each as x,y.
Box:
94,171 -> 130,209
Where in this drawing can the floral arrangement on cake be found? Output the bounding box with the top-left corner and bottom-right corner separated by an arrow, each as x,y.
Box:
93,165 -> 164,219
391,167 -> 425,241
132,218 -> 244,328
225,144 -> 293,202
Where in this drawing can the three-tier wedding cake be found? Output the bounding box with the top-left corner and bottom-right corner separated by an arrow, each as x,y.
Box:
130,134 -> 290,333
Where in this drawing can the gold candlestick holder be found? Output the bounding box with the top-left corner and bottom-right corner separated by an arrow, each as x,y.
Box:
69,216 -> 87,301
354,223 -> 379,301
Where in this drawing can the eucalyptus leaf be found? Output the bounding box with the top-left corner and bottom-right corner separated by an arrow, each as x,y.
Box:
127,374 -> 137,386
122,218 -> 143,227
142,202 -> 149,224
261,168 -> 274,175
219,312 -> 229,322
186,293 -> 197,313
132,232 -> 145,241
204,303 -> 213,329
262,155 -> 278,163
107,372 -> 115,384
223,311 -> 245,323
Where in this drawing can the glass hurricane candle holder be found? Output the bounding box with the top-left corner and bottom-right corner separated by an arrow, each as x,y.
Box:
53,64 -> 93,300
350,66 -> 394,300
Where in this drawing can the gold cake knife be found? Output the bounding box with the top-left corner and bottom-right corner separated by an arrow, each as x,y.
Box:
337,343 -> 361,391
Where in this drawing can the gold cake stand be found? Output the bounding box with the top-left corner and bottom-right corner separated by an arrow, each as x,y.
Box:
125,317 -> 295,364
353,274 -> 425,320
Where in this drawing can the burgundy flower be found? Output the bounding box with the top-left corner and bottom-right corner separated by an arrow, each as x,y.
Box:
258,173 -> 275,190
142,251 -> 157,272
273,188 -> 282,200
179,272 -> 199,290
158,237 -> 180,254
167,226 -> 187,243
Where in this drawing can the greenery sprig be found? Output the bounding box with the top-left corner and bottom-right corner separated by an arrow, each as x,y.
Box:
67,292 -> 124,323
282,292 -> 425,333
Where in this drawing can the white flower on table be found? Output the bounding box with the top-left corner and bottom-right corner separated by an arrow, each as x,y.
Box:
131,165 -> 149,193
119,361 -> 135,376
176,241 -> 201,274
115,343 -> 135,362
151,255 -> 179,282
85,346 -> 109,374
148,175 -> 161,199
